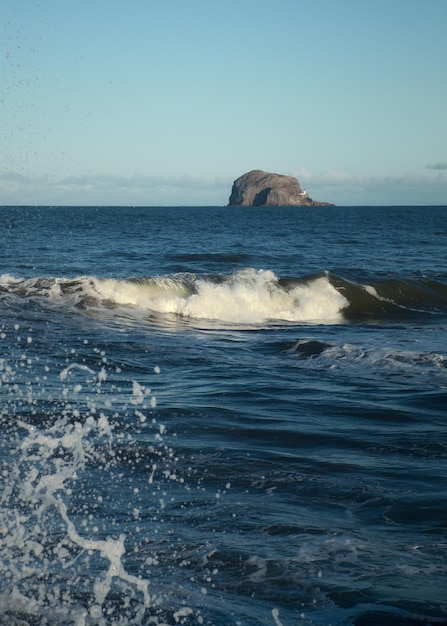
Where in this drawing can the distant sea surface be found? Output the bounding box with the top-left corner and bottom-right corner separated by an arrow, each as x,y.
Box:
1,205 -> 446,626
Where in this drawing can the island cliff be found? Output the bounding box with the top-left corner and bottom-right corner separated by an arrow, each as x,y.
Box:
228,170 -> 334,207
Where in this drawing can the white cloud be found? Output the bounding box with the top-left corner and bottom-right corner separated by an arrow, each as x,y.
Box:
0,172 -> 231,206
294,170 -> 447,206
1,169 -> 446,206
427,162 -> 447,171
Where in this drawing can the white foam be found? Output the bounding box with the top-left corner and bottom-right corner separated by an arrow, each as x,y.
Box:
0,270 -> 349,325
93,269 -> 348,324
92,275 -> 189,308
272,607 -> 284,626
0,273 -> 21,285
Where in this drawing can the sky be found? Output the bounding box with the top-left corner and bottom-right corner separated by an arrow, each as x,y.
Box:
1,0 -> 447,206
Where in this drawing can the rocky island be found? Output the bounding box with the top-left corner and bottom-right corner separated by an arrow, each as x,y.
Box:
228,170 -> 334,207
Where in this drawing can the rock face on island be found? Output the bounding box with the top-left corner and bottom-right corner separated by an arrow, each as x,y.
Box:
228,170 -> 334,207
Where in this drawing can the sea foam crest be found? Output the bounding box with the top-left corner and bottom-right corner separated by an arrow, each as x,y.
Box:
0,270 -> 349,324
93,269 -> 348,324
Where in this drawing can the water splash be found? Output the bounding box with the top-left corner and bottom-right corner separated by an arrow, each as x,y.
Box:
0,346 -> 185,625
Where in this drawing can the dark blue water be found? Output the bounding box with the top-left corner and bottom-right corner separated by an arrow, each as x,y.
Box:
1,206 -> 446,626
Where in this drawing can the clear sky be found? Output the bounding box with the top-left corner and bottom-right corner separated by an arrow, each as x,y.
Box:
1,0 -> 446,206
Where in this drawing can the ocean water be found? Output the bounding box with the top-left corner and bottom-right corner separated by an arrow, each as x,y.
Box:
0,205 -> 446,626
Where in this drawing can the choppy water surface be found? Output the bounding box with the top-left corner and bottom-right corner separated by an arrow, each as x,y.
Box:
1,205 -> 446,625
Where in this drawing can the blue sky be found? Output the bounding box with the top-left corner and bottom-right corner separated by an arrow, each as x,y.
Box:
1,0 -> 446,205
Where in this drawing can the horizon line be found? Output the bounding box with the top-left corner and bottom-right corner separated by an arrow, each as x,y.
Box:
1,204 -> 447,209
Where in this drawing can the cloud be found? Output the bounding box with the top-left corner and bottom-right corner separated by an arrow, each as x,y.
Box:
295,170 -> 447,206
0,171 -> 38,184
2,169 -> 446,206
0,171 -> 232,205
55,173 -> 230,192
427,162 -> 447,171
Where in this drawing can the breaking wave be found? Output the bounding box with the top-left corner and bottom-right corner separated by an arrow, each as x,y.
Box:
1,269 -> 446,327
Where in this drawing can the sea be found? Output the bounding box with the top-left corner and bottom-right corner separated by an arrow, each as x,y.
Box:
0,204 -> 446,626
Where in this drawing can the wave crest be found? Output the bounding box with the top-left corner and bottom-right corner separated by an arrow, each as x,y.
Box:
93,269 -> 348,324
2,269 -> 446,327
